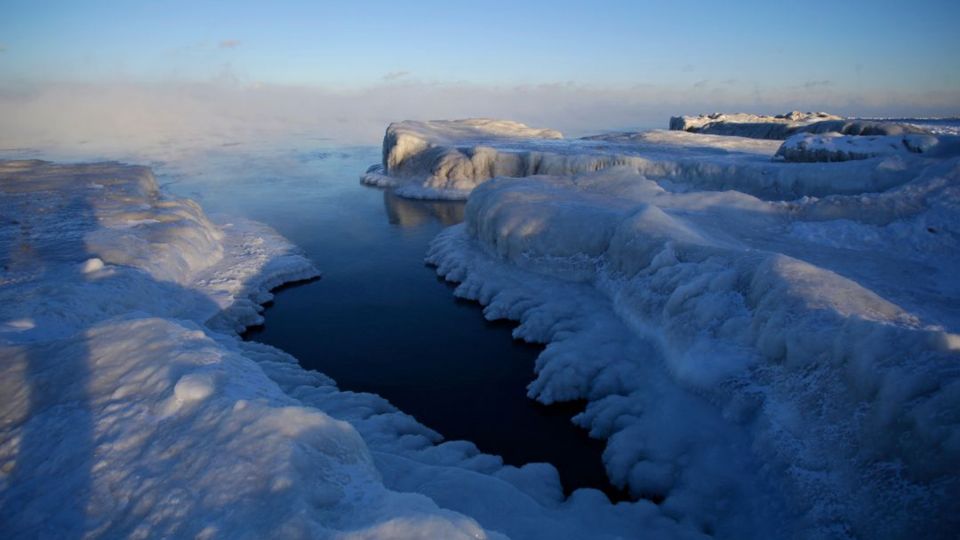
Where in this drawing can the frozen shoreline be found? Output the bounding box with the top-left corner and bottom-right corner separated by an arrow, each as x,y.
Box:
0,159 -> 705,540
401,117 -> 960,538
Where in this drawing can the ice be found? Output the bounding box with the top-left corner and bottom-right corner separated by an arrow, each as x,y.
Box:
365,119 -> 932,201
425,127 -> 960,537
669,111 -> 842,138
775,132 -> 945,162
668,111 -> 933,140
0,160 -> 492,539
1,159 -> 709,539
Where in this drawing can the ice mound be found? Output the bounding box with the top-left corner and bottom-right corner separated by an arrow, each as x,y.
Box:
426,146 -> 960,536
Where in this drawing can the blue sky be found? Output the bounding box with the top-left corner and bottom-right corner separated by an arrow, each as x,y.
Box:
0,1 -> 958,145
2,0 -> 958,92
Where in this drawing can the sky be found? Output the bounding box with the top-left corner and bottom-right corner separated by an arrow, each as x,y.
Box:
1,0 -> 958,146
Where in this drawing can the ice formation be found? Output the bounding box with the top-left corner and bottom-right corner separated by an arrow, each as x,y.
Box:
0,160 -> 713,540
405,119 -> 960,538
775,132 -> 945,162
363,119 -> 932,201
669,111 -> 840,135
668,111 -> 930,140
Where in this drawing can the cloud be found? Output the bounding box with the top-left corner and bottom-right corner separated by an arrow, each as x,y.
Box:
693,80 -> 709,89
381,71 -> 410,82
219,39 -> 241,49
0,44 -> 6,53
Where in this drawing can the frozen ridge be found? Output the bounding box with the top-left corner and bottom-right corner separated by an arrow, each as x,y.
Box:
0,160 -> 709,540
363,118 -> 945,202
423,117 -> 960,539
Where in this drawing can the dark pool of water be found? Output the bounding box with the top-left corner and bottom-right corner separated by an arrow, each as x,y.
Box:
162,144 -> 624,499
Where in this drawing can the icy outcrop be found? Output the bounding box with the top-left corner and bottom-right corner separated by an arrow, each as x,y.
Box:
425,145 -> 960,536
669,111 -> 840,132
364,119 -> 933,201
775,132 -> 943,162
0,161 -> 492,539
669,111 -> 930,140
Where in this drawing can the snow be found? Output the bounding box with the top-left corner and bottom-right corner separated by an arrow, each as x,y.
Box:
423,124 -> 960,538
0,159 -> 712,540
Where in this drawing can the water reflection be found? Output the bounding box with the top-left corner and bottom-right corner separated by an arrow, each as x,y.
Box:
382,190 -> 465,228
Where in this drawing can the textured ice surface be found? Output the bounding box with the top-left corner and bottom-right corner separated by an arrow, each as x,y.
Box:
423,126 -> 960,538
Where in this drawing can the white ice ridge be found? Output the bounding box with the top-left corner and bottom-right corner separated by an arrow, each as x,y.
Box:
426,152 -> 960,537
362,118 -> 944,201
0,160 -> 713,540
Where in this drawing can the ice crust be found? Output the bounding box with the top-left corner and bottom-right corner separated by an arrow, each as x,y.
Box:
414,120 -> 960,538
0,160 -> 712,540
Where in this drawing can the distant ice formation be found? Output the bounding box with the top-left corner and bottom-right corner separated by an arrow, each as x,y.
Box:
668,111 -> 930,140
775,132 -> 943,162
363,118 -> 938,201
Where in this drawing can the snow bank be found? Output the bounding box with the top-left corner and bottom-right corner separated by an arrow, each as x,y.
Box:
364,120 -> 931,201
426,149 -> 960,538
1,160 -> 711,540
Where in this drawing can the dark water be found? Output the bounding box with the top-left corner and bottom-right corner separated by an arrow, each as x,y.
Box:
161,144 -> 622,499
